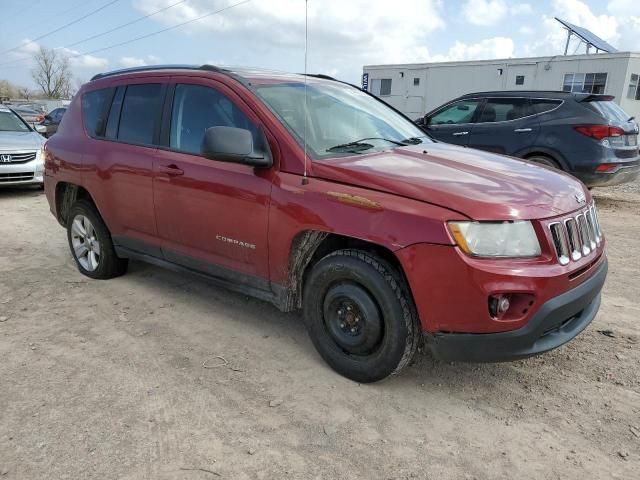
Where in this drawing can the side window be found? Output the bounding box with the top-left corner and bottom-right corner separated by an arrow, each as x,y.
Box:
429,100 -> 481,125
117,84 -> 163,145
530,99 -> 562,115
170,84 -> 257,155
477,98 -> 532,123
82,88 -> 114,137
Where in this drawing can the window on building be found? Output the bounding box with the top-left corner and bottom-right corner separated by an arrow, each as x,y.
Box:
117,84 -> 164,145
562,73 -> 607,94
371,78 -> 392,96
628,74 -> 639,100
413,77 -> 420,86
170,84 -> 257,155
515,75 -> 525,86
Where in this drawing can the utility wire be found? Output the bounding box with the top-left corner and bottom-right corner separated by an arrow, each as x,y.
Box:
0,0 -> 121,56
0,0 -> 189,67
0,0 -> 45,29
66,0 -> 252,60
0,0 -> 252,68
66,0 -> 189,48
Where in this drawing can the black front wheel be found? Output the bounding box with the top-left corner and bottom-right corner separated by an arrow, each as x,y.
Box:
303,249 -> 420,383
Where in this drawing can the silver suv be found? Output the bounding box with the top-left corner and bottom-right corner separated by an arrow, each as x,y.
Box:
0,105 -> 46,187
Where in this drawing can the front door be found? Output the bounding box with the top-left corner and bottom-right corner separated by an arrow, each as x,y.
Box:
424,98 -> 483,146
153,78 -> 273,283
467,97 -> 540,156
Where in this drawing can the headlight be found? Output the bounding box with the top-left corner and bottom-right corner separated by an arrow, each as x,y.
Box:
448,220 -> 541,258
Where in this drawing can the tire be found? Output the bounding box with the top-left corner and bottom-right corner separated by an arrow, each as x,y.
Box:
527,155 -> 561,169
303,249 -> 421,383
66,199 -> 128,279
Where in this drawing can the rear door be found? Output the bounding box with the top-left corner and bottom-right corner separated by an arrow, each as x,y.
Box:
467,97 -> 540,155
423,99 -> 483,146
84,81 -> 167,256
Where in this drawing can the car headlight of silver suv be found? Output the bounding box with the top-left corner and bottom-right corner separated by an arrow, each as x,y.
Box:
448,220 -> 541,258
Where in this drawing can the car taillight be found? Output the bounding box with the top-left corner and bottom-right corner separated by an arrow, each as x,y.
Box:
36,114 -> 44,122
595,163 -> 618,172
574,125 -> 625,140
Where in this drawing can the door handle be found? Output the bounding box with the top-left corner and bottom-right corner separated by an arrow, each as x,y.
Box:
452,131 -> 469,136
158,164 -> 184,176
514,128 -> 533,133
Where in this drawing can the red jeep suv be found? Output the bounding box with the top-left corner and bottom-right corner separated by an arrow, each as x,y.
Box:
44,65 -> 607,383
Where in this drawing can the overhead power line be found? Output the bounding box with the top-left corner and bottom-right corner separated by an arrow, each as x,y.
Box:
0,0 -> 121,57
68,0 -> 252,60
66,0 -> 189,49
0,0 -> 189,68
0,0 -> 252,69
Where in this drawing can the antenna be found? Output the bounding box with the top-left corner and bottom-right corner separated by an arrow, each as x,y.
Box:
302,0 -> 309,186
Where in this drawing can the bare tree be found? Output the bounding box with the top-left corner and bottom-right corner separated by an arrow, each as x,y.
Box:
17,86 -> 31,100
31,46 -> 73,99
0,79 -> 18,99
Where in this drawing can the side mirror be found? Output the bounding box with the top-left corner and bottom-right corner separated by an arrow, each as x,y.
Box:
44,115 -> 52,121
201,126 -> 272,168
424,115 -> 432,128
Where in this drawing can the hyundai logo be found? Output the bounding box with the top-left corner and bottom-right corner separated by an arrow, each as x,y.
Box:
0,154 -> 12,163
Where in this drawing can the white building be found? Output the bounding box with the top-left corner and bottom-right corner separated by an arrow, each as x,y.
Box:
363,52 -> 640,120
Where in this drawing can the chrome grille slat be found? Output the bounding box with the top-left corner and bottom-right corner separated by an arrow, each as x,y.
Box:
0,151 -> 37,164
548,203 -> 603,265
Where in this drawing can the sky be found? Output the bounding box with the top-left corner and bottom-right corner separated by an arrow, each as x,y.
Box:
0,0 -> 638,90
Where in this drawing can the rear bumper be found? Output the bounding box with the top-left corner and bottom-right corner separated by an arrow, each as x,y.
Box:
575,160 -> 640,187
425,257 -> 607,362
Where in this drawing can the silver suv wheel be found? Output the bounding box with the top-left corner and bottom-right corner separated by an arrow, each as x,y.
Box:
70,214 -> 101,271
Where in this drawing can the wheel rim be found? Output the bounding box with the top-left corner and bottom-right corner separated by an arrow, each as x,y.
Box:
71,214 -> 101,272
322,283 -> 383,356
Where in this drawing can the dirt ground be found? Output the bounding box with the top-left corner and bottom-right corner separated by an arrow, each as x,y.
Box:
0,184 -> 639,480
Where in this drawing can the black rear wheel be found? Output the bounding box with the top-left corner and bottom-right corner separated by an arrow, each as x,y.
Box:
527,155 -> 561,169
303,249 -> 420,383
66,199 -> 128,279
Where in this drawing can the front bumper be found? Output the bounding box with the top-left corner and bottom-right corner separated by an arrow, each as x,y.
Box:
425,257 -> 607,362
0,159 -> 44,186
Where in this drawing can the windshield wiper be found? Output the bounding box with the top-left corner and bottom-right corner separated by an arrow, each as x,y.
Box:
326,137 -> 408,153
402,137 -> 423,144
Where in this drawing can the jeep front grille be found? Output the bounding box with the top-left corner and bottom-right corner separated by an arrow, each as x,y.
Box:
549,204 -> 602,265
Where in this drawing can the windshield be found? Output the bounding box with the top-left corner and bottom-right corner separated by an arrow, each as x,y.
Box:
0,110 -> 31,132
254,81 -> 430,158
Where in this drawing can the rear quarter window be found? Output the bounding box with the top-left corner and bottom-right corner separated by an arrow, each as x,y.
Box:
82,88 -> 114,137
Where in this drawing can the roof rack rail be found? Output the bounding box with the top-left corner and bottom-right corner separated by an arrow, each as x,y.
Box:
91,64 -> 226,81
300,73 -> 337,81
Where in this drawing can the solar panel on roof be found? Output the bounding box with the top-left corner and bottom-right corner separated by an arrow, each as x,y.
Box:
555,17 -> 618,53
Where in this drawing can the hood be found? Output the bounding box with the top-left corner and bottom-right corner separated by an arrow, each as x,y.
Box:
311,143 -> 590,221
0,131 -> 44,151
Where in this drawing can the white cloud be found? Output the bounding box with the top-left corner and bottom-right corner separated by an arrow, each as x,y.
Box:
462,0 -> 532,27
519,25 -> 535,35
431,37 -> 515,62
119,56 -> 147,67
522,0 -> 620,57
135,0 -> 446,81
119,55 -> 164,68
